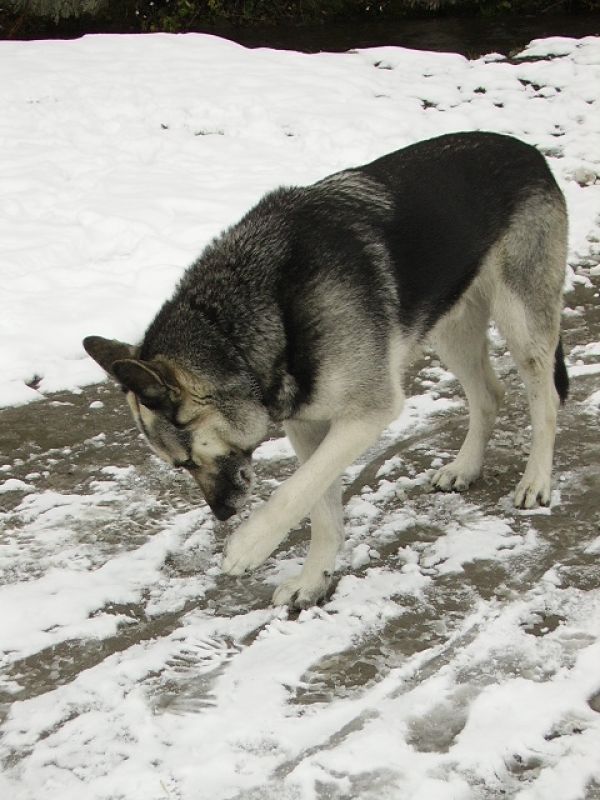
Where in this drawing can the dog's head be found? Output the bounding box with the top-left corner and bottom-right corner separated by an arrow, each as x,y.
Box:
83,336 -> 268,521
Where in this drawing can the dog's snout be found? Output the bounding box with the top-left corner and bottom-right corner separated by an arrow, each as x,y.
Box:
211,501 -> 237,522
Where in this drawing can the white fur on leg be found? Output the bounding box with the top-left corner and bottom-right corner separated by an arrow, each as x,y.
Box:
431,385 -> 502,491
272,485 -> 343,608
222,503 -> 286,575
514,469 -> 552,508
432,458 -> 481,492
492,289 -> 560,510
272,421 -> 344,608
514,378 -> 558,508
272,570 -> 333,609
222,410 -> 398,578
429,301 -> 504,495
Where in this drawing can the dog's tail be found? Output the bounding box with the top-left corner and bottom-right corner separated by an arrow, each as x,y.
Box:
554,337 -> 569,405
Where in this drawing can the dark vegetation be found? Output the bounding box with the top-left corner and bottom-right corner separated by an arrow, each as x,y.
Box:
1,0 -> 599,40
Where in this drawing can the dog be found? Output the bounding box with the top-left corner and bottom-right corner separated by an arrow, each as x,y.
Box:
84,131 -> 569,609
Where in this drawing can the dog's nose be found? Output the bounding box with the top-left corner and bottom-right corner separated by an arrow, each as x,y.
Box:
211,502 -> 236,522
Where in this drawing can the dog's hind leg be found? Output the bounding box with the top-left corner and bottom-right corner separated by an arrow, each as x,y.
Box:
429,293 -> 504,492
272,420 -> 344,608
494,287 -> 562,508
493,193 -> 567,508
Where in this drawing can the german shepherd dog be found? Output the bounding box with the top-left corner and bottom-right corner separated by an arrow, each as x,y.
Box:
84,132 -> 568,609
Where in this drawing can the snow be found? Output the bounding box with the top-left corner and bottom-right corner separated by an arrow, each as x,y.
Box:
0,33 -> 599,406
1,31 -> 600,800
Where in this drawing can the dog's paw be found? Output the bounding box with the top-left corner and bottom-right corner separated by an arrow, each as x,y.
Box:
431,462 -> 478,493
272,571 -> 332,610
514,473 -> 551,509
222,518 -> 279,576
222,534 -> 271,576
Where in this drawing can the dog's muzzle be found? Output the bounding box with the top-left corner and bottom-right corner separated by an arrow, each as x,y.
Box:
210,501 -> 238,522
207,456 -> 254,521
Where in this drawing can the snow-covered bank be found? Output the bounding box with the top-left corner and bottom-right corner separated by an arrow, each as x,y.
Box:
0,33 -> 599,406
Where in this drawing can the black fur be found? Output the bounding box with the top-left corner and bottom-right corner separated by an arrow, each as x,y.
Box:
362,132 -> 561,329
554,337 -> 569,405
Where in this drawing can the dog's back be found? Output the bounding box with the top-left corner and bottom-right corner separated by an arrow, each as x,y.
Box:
321,131 -> 566,333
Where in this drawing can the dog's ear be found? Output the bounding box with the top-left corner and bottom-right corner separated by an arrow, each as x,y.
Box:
112,358 -> 181,413
83,336 -> 135,378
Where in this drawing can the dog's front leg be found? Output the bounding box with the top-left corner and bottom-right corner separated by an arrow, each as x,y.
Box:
222,411 -> 396,582
272,420 -> 344,608
271,475 -> 343,608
